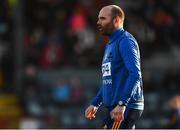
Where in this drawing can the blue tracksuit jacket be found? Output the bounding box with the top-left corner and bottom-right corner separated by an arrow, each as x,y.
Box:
91,28 -> 144,110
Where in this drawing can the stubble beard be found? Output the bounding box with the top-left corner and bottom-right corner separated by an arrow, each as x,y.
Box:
101,29 -> 112,36
102,24 -> 114,36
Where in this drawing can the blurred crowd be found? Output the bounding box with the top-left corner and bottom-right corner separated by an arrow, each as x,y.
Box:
0,0 -> 180,128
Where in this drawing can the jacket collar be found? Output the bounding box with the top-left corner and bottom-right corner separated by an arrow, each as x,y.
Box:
109,28 -> 124,44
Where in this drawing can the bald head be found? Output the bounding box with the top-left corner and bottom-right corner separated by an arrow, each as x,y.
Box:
101,5 -> 125,21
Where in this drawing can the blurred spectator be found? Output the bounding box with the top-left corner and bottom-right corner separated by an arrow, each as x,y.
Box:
20,115 -> 42,129
23,64 -> 38,86
73,26 -> 96,55
52,78 -> 70,104
39,39 -> 64,69
68,4 -> 96,67
24,27 -> 45,65
69,4 -> 87,32
23,64 -> 43,117
152,7 -> 174,28
167,95 -> 180,129
25,85 -> 42,116
70,76 -> 85,104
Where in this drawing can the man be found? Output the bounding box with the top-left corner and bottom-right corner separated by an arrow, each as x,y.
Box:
85,5 -> 144,129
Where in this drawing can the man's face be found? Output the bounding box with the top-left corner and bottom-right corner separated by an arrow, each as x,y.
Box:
97,7 -> 114,36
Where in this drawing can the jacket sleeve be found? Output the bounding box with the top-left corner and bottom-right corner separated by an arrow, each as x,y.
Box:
91,86 -> 103,107
119,38 -> 142,105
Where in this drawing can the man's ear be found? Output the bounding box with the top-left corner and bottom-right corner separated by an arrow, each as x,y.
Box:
113,17 -> 118,25
113,16 -> 121,25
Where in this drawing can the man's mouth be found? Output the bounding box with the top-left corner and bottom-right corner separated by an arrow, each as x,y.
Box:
98,26 -> 103,31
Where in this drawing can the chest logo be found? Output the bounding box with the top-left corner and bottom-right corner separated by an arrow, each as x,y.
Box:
102,62 -> 111,77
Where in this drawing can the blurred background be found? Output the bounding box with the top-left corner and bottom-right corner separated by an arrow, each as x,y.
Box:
0,0 -> 180,129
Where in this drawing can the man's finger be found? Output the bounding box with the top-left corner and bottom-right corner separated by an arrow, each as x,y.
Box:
87,111 -> 92,117
86,110 -> 92,118
91,109 -> 96,115
85,108 -> 91,114
92,114 -> 96,118
113,112 -> 123,122
85,111 -> 89,117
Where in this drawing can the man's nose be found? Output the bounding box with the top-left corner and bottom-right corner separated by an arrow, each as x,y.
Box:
97,20 -> 100,25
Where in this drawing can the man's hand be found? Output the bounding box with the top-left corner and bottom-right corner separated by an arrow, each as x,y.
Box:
110,105 -> 126,122
85,105 -> 98,120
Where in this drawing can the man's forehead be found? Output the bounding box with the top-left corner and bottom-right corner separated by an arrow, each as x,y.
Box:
98,7 -> 112,17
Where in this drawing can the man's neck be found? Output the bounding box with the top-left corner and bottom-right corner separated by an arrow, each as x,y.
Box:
110,27 -> 122,36
112,25 -> 123,34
